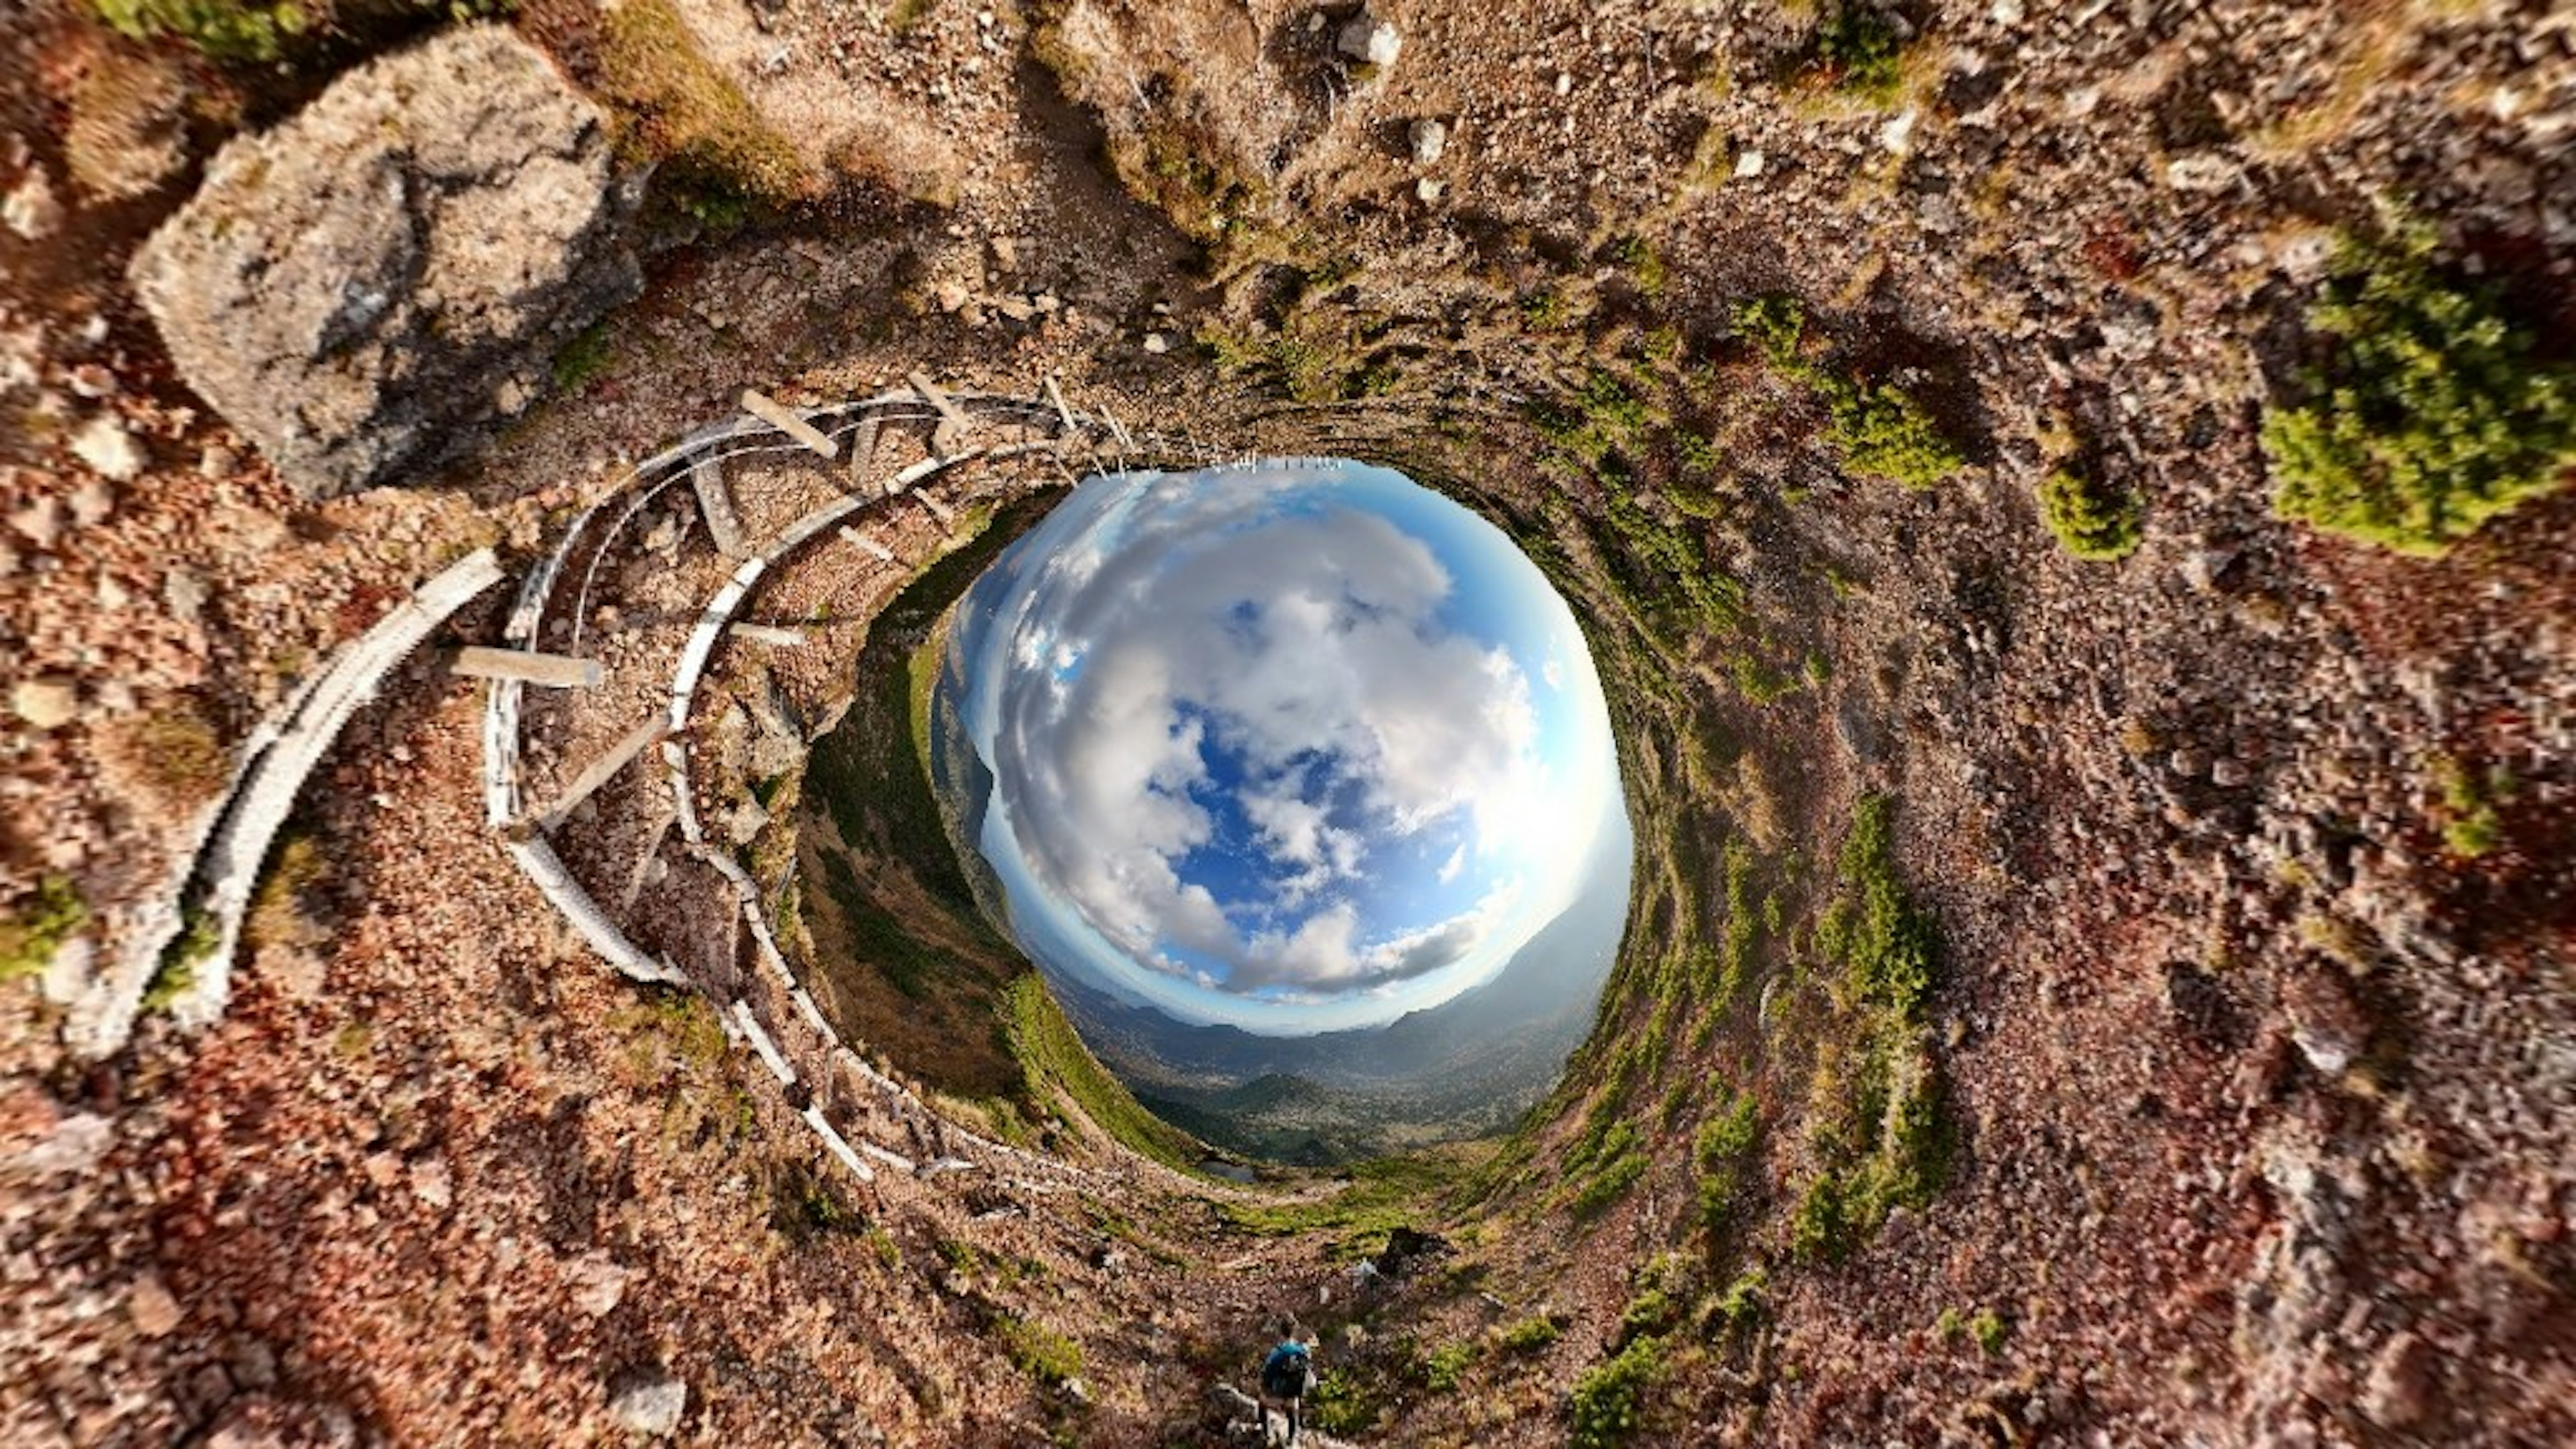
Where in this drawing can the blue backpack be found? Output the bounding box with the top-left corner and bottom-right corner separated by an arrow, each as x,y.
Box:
1261,1341 -> 1312,1399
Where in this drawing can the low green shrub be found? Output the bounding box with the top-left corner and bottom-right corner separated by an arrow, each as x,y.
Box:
1732,296 -> 1962,489
144,902 -> 220,1012
1497,1313 -> 1565,1354
1422,1339 -> 1478,1392
93,0 -> 307,62
1306,1368 -> 1381,1434
2431,753 -> 2511,859
1810,3 -> 1909,100
1970,1307 -> 2008,1355
1568,1334 -> 1664,1448
995,1313 -> 1083,1387
1,876 -> 88,984
2038,468 -> 2143,560
1821,376 -> 1963,490
2262,225 -> 2576,555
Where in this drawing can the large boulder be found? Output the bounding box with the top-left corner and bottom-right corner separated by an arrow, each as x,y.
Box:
129,25 -> 641,498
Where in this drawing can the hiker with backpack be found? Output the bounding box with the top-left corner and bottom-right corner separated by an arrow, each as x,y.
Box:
1259,1318 -> 1316,1445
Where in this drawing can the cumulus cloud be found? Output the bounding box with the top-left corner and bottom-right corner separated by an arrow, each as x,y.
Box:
984,468 -> 1558,998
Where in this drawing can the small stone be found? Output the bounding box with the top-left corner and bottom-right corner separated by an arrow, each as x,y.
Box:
1143,332 -> 1169,354
568,1254 -> 629,1318
1555,70 -> 1573,97
13,677 -> 76,731
70,415 -> 145,482
1734,150 -> 1766,180
1336,11 -> 1401,66
198,443 -> 237,479
496,376 -> 531,414
2210,757 -> 2251,789
1880,107 -> 1919,154
2363,1332 -> 2434,1428
1407,117 -> 1448,166
2282,967 -> 2367,1075
164,568 -> 209,626
1415,177 -> 1444,203
2179,548 -> 2237,592
2168,747 -> 2209,780
10,494 -> 64,549
2166,152 -> 2245,193
1992,0 -> 2025,21
129,1274 -> 183,1338
606,1367 -> 687,1437
3,164 -> 62,241
409,1157 -> 453,1212
68,478 -> 114,527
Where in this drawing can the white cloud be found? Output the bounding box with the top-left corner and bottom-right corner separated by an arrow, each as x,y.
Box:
987,471 -> 1567,998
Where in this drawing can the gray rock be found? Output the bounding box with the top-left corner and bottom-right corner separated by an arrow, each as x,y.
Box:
2363,1330 -> 2434,1428
2166,152 -> 2245,193
166,568 -> 209,625
606,1366 -> 686,1437
1337,11 -> 1401,67
70,415 -> 144,482
128,26 -> 641,499
568,1254 -> 629,1318
3,164 -> 60,241
13,676 -> 76,731
2282,967 -> 2367,1075
1407,118 -> 1448,166
10,494 -> 64,549
68,476 -> 116,525
129,1273 -> 183,1338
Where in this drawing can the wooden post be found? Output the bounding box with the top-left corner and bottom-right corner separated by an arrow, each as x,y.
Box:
691,455 -> 749,559
453,646 -> 603,688
1044,374 -> 1078,437
906,371 -> 971,430
843,417 -> 880,486
533,716 -> 670,833
740,388 -> 839,460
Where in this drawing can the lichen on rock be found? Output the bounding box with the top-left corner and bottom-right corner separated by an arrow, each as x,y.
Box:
127,24 -> 643,498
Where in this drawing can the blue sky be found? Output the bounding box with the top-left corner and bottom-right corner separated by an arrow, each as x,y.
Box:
951,460 -> 1629,1034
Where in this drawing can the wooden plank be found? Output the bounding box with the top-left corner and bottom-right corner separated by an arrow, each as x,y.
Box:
905,371 -> 971,429
1044,374 -> 1078,436
740,388 -> 839,460
843,416 -> 880,486
914,490 -> 955,527
1097,400 -> 1135,451
731,623 -> 804,648
533,715 -> 670,833
690,455 -> 748,559
453,645 -> 603,688
839,527 -> 895,562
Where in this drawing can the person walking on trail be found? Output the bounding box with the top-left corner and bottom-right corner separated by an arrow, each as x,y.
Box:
1259,1318 -> 1316,1446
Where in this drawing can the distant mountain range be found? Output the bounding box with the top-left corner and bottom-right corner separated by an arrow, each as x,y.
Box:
1046,864 -> 1626,1162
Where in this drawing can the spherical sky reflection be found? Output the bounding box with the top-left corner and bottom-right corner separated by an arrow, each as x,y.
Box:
948,460 -> 1629,1034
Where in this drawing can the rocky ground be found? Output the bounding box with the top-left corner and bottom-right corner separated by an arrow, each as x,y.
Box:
3,0 -> 2571,1445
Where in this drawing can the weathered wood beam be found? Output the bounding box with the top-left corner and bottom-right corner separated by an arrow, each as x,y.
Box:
453,645 -> 603,688
740,388 -> 839,459
690,455 -> 749,559
531,715 -> 670,833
